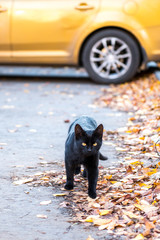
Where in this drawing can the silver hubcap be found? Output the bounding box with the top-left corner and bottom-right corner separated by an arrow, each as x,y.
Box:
90,37 -> 132,80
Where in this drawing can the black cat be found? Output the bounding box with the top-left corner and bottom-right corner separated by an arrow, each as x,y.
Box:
64,116 -> 107,199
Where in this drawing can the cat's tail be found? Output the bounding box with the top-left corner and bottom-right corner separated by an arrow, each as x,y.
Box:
99,152 -> 108,161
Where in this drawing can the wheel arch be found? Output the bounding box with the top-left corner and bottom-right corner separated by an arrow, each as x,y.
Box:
78,26 -> 147,67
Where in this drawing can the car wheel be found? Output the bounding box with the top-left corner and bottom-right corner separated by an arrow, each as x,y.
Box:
82,29 -> 140,84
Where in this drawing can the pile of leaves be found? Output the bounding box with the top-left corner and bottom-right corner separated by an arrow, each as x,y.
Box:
13,161 -> 160,239
13,73 -> 160,239
96,73 -> 160,164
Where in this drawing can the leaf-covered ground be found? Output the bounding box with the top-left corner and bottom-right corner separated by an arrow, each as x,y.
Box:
13,73 -> 160,240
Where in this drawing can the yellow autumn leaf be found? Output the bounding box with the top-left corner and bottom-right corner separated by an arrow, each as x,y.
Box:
152,200 -> 157,205
134,204 -> 145,211
130,161 -> 144,165
99,210 -> 112,216
138,183 -> 152,188
105,175 -> 112,180
139,136 -> 145,140
126,130 -> 132,133
40,176 -> 50,181
132,233 -> 144,240
85,218 -> 93,223
147,168 -> 157,176
85,215 -> 99,223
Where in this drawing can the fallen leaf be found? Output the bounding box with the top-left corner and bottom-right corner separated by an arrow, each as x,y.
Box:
93,218 -> 112,226
143,218 -> 155,236
29,129 -> 37,133
15,124 -> 22,128
53,193 -> 68,197
123,210 -> 140,219
85,215 -> 99,223
134,203 -> 157,217
86,235 -> 94,240
132,233 -> 144,240
126,165 -> 133,174
40,200 -> 52,205
36,214 -> 48,219
99,210 -> 112,216
13,178 -> 33,185
64,119 -> 70,123
8,129 -> 17,133
0,143 -> 7,146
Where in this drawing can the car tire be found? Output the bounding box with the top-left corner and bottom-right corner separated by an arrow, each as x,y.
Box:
82,29 -> 140,84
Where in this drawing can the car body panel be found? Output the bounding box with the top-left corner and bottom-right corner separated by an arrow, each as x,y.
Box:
0,0 -> 160,65
0,0 -> 12,58
10,0 -> 100,64
75,0 -> 160,63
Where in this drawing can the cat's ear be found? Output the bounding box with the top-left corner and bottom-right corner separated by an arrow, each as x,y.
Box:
94,124 -> 103,138
75,124 -> 85,139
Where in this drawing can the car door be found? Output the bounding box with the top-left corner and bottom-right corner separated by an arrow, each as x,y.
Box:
137,0 -> 160,59
0,0 -> 12,61
11,0 -> 100,64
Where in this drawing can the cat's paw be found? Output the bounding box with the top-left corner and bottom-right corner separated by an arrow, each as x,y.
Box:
64,183 -> 74,190
88,190 -> 97,199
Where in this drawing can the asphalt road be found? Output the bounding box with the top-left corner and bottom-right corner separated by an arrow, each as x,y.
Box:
0,75 -> 128,240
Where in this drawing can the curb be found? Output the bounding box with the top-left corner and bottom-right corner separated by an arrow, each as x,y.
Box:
0,66 -> 88,78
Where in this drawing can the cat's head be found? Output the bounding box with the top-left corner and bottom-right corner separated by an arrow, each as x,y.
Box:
75,124 -> 103,156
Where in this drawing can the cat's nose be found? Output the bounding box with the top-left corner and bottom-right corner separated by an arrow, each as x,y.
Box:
88,147 -> 92,152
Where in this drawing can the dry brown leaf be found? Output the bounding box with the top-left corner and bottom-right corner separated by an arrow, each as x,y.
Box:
143,218 -> 155,236
123,210 -> 141,219
126,165 -> 133,174
13,178 -> 33,185
93,218 -> 112,226
134,203 -> 157,217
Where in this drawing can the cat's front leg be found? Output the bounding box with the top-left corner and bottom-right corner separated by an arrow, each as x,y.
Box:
82,168 -> 88,178
64,159 -> 75,190
87,166 -> 98,199
75,165 -> 81,175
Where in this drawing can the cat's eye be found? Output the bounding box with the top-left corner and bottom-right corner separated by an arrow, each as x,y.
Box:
82,142 -> 87,146
93,142 -> 97,146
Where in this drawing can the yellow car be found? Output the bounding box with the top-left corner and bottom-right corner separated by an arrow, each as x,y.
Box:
1,0 -> 160,84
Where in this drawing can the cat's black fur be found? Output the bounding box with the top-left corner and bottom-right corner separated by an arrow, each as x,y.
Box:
64,116 -> 107,199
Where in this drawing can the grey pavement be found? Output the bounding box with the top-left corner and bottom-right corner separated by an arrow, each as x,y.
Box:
0,73 -> 128,240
